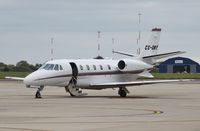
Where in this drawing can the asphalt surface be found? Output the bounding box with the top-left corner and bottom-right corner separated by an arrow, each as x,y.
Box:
0,80 -> 200,131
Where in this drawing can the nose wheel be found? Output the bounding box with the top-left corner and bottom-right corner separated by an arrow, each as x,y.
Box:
35,91 -> 41,98
35,86 -> 44,99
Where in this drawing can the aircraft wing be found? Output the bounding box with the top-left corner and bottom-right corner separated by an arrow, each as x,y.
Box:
5,77 -> 24,81
90,79 -> 192,88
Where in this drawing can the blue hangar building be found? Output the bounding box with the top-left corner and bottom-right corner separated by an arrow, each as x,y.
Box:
159,57 -> 200,73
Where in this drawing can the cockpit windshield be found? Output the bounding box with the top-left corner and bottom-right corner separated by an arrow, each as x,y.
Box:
40,64 -> 64,71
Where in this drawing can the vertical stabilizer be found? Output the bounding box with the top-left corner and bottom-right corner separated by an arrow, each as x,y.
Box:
141,28 -> 161,57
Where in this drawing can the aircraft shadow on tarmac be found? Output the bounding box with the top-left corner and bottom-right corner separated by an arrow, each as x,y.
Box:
43,95 -> 166,99
42,95 -> 189,100
41,95 -> 156,99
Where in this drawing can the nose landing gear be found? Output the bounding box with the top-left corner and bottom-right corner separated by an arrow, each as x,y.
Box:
35,86 -> 44,99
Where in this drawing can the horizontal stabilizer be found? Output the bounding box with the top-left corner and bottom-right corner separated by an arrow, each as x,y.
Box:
112,50 -> 135,57
142,51 -> 185,64
5,77 -> 24,81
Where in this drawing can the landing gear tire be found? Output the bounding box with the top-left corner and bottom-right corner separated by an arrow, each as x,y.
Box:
35,86 -> 44,99
65,86 -> 76,97
35,91 -> 42,99
69,91 -> 76,97
65,86 -> 69,93
118,89 -> 127,97
118,87 -> 129,97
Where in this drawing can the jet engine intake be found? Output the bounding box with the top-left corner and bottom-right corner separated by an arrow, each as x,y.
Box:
118,60 -> 126,70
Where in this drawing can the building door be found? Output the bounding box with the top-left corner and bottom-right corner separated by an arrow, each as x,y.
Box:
190,65 -> 196,73
173,65 -> 190,73
167,65 -> 173,73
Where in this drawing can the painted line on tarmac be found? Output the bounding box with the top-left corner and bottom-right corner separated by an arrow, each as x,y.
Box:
153,110 -> 163,114
16,119 -> 200,124
0,127 -> 53,131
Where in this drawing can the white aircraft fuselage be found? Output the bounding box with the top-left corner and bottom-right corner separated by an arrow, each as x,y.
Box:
24,58 -> 153,89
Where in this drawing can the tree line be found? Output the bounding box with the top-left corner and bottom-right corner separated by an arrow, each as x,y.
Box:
0,61 -> 42,72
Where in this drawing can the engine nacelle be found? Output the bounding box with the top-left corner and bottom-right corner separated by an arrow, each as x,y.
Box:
117,59 -> 153,72
118,59 -> 137,71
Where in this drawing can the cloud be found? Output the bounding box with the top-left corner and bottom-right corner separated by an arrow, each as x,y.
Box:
0,0 -> 199,32
0,0 -> 200,64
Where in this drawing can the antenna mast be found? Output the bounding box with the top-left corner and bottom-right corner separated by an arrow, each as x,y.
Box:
50,37 -> 54,61
137,12 -> 142,55
97,31 -> 101,56
112,38 -> 115,59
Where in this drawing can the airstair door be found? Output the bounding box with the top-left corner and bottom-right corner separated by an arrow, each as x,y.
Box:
69,62 -> 78,85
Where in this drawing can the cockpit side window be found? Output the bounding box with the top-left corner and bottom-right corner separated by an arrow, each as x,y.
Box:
54,64 -> 59,70
60,65 -> 63,70
47,64 -> 54,70
43,64 -> 51,70
42,64 -> 63,71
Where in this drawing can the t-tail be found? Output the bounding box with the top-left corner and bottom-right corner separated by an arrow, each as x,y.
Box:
112,27 -> 185,65
141,28 -> 161,57
113,28 -> 162,58
141,28 -> 185,64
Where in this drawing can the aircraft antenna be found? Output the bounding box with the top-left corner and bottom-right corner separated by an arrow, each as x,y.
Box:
50,37 -> 54,61
137,12 -> 142,55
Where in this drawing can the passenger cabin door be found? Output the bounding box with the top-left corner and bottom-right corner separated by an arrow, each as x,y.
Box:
69,62 -> 78,85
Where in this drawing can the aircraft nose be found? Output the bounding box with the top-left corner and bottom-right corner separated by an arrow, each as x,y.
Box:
23,74 -> 33,86
23,71 -> 39,86
23,70 -> 44,86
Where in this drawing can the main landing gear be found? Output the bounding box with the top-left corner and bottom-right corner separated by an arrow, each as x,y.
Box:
118,87 -> 130,97
65,83 -> 87,97
35,86 -> 44,99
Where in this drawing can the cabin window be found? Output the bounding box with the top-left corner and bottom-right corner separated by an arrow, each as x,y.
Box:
86,65 -> 90,70
93,65 -> 96,70
80,65 -> 83,70
54,64 -> 59,71
100,65 -> 103,70
108,65 -> 111,70
60,65 -> 63,70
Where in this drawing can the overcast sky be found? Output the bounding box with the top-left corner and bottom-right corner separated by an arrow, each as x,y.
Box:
0,0 -> 200,64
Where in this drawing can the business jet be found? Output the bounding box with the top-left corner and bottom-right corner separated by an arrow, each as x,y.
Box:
6,28 -> 188,98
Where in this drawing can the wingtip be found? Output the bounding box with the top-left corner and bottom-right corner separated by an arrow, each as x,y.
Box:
5,76 -> 25,81
177,51 -> 186,54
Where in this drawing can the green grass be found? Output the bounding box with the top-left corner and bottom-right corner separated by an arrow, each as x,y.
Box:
150,73 -> 200,79
0,72 -> 30,79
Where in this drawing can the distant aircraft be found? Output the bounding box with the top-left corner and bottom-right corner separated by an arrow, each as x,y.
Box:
6,28 -> 188,98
